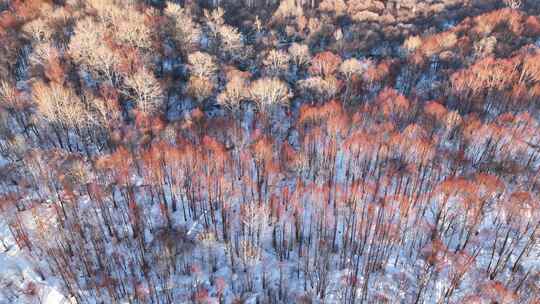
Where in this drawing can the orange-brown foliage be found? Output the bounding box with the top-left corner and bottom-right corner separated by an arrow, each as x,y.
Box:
309,51 -> 342,77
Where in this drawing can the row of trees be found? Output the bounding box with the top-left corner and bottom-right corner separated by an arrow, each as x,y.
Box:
2,96 -> 540,302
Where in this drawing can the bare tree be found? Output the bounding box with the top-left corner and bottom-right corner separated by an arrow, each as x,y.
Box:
288,43 -> 311,68
165,3 -> 202,54
21,16 -> 54,44
262,49 -> 290,77
87,0 -> 152,50
185,51 -> 219,104
0,81 -> 19,110
32,81 -> 88,150
249,77 -> 291,111
32,81 -> 84,128
69,17 -> 121,83
298,76 -> 341,103
204,8 -> 249,61
123,68 -> 163,115
187,76 -> 216,104
217,75 -> 250,111
188,51 -> 218,79
339,58 -> 366,103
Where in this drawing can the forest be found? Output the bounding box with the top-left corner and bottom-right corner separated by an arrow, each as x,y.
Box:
0,0 -> 540,303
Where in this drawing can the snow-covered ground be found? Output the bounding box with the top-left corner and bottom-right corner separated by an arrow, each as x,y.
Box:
0,218 -> 68,304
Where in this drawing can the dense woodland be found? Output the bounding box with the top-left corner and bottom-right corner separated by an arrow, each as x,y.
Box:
1,0 -> 540,303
